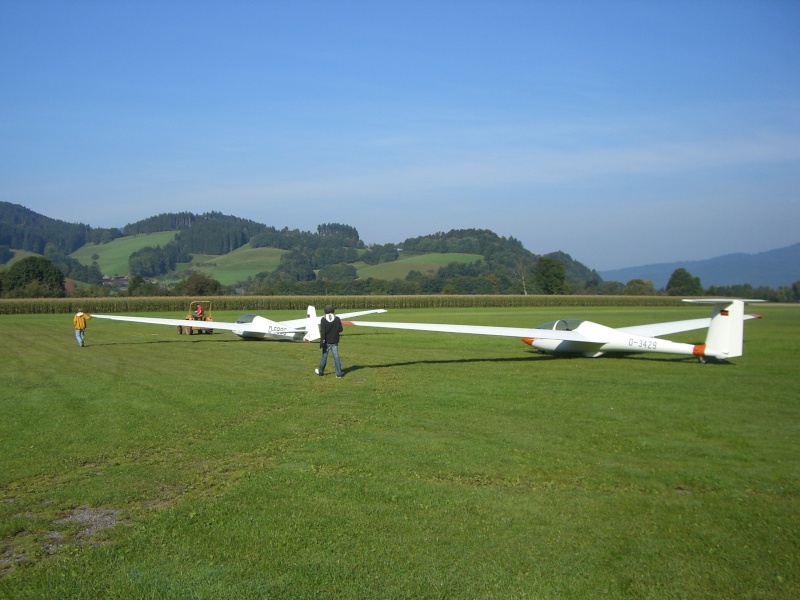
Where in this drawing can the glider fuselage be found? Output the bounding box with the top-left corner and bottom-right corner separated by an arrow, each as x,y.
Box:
232,315 -> 306,341
522,319 -> 703,358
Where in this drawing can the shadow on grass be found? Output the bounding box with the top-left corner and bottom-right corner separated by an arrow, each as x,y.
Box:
88,336 -> 243,347
343,353 -> 550,374
602,352 -> 735,365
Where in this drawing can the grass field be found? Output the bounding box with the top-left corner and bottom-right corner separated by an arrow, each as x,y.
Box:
189,246 -> 287,285
1,304 -> 798,598
355,252 -> 483,280
70,232 -> 178,277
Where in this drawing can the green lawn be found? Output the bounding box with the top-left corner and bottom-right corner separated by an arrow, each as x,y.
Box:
1,304 -> 798,598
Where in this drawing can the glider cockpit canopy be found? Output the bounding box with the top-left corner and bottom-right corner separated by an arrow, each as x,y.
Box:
535,319 -> 584,332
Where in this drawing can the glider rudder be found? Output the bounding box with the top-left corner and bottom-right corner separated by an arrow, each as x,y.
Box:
685,299 -> 763,360
303,305 -> 320,342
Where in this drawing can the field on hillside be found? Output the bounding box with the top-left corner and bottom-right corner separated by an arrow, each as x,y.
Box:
0,249 -> 39,270
70,231 -> 178,277
1,304 -> 798,598
189,246 -> 286,285
70,234 -> 284,285
356,252 -> 483,280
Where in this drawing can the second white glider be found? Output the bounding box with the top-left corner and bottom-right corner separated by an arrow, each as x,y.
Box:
93,305 -> 387,342
345,299 -> 762,362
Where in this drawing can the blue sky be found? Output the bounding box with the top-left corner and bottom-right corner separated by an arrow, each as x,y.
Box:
2,0 -> 798,270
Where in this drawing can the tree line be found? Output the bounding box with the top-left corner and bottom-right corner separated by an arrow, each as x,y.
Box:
2,203 -> 797,301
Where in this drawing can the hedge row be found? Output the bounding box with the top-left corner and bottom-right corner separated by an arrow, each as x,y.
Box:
0,295 -> 686,315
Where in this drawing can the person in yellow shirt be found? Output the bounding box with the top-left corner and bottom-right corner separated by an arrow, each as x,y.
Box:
73,308 -> 92,347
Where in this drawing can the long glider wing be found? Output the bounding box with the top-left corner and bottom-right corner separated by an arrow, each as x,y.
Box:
91,314 -> 302,335
279,308 -> 387,329
345,320 -> 589,342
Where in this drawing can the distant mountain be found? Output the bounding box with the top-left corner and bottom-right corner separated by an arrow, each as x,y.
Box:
599,243 -> 800,289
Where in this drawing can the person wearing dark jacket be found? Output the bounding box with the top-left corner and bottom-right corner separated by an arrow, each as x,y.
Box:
315,305 -> 344,378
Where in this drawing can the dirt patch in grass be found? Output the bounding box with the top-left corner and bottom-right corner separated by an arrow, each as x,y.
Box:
54,507 -> 122,536
0,507 -> 124,579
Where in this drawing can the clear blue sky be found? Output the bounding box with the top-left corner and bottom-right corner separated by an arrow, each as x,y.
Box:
2,0 -> 798,270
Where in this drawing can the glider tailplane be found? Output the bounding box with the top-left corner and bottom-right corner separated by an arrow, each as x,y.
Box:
701,300 -> 746,360
303,305 -> 320,342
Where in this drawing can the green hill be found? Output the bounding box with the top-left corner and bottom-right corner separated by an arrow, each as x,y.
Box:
70,231 -> 178,277
189,246 -> 287,286
5,203 -> 608,294
356,252 -> 483,280
70,232 -> 286,285
0,249 -> 41,271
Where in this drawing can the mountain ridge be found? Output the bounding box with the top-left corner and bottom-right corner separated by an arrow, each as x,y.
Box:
3,202 -> 797,289
599,243 -> 800,289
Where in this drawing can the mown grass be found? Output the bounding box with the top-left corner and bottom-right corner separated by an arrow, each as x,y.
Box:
1,304 -> 798,598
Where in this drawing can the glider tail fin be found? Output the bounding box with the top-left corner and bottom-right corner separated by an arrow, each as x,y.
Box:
684,298 -> 763,360
303,305 -> 320,342
703,299 -> 746,359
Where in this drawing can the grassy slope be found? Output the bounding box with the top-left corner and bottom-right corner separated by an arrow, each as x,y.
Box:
189,246 -> 286,285
70,234 -> 285,285
0,249 -> 41,271
356,252 -> 483,280
1,304 -> 798,598
70,231 -> 178,277
69,235 -> 479,284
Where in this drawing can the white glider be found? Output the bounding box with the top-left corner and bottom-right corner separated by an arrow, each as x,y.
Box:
93,305 -> 387,342
345,299 -> 763,362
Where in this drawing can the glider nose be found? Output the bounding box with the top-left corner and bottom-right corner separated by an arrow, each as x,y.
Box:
522,337 -> 535,346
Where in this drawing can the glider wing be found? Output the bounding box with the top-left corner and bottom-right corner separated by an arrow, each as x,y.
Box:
345,320 -> 590,342
279,308 -> 387,329
91,314 -> 302,335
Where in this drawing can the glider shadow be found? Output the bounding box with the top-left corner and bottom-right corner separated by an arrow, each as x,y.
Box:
343,354 -> 549,374
87,335 -> 241,347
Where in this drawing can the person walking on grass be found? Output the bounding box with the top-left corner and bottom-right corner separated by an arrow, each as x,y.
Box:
315,305 -> 344,378
73,308 -> 92,347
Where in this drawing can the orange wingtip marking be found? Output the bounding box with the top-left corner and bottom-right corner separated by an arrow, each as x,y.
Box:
522,337 -> 535,346
342,321 -> 354,326
693,344 -> 706,357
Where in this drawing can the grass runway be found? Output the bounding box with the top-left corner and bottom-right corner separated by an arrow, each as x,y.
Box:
1,304 -> 798,598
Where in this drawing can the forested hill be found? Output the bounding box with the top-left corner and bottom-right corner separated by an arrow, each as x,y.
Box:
123,212 -> 268,255
1,203 -> 600,293
0,201 -> 122,254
